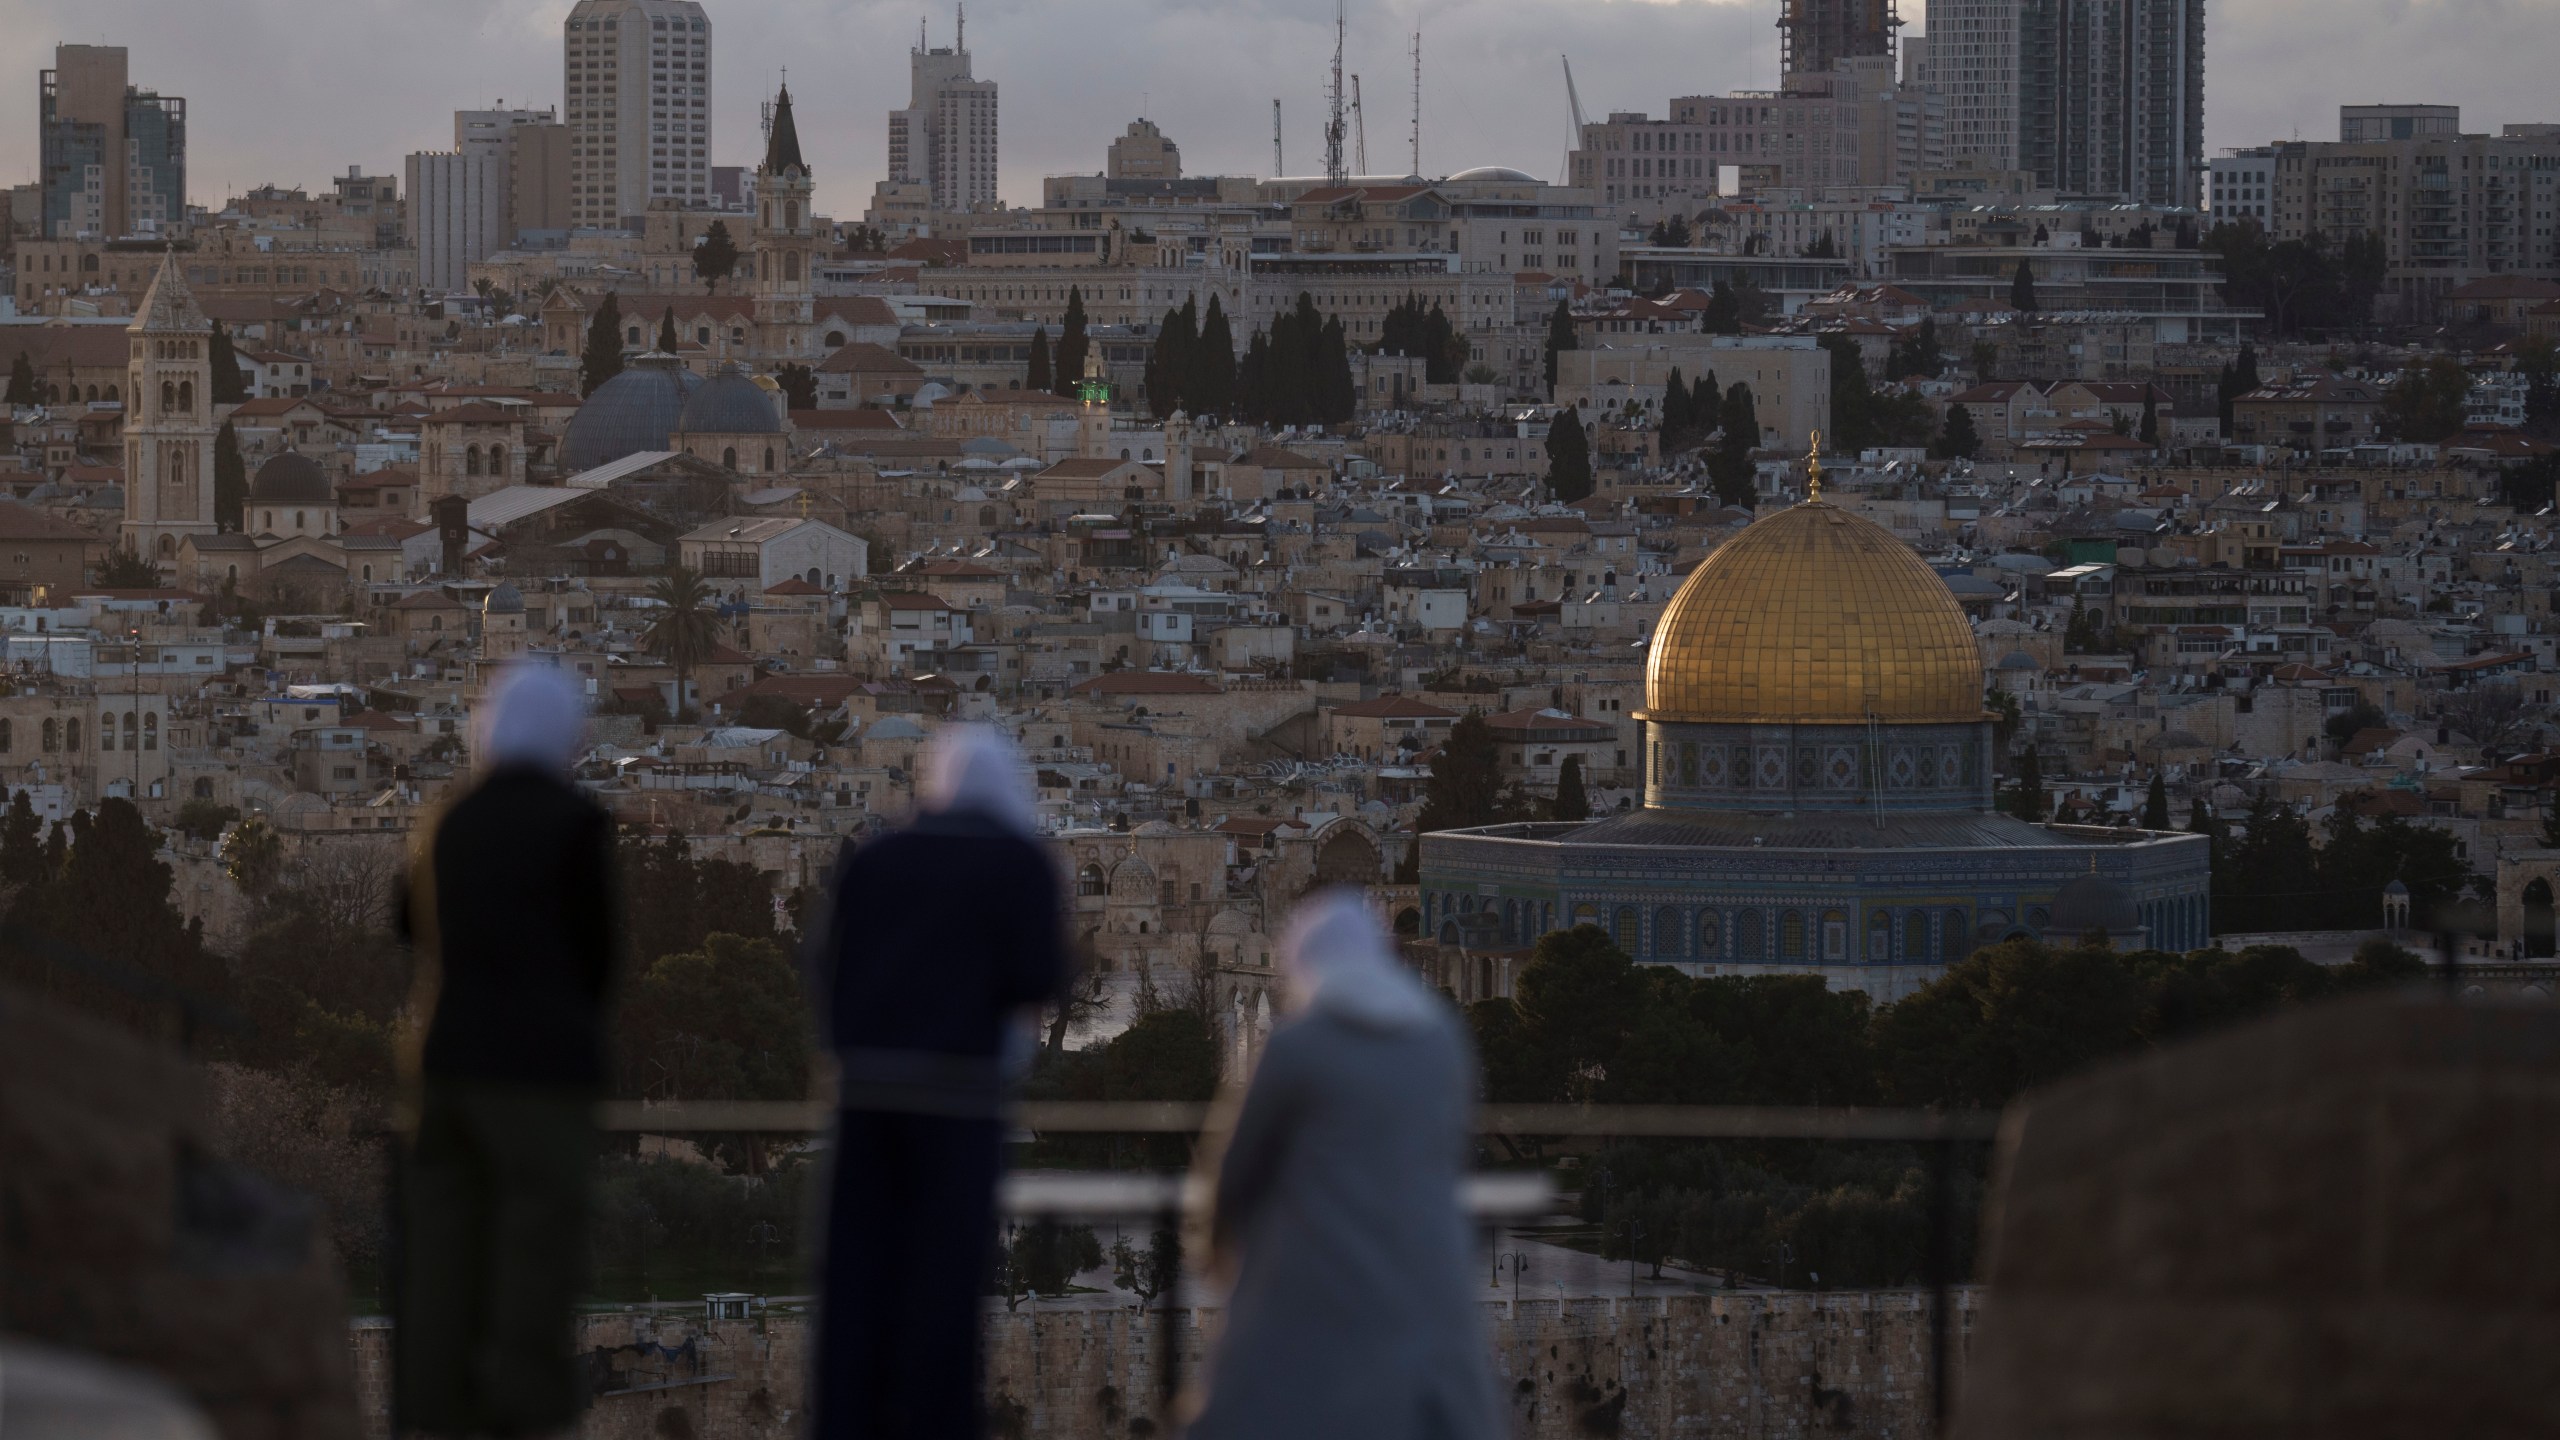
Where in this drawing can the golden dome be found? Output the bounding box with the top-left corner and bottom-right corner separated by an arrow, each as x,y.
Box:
1639,501 -> 1985,725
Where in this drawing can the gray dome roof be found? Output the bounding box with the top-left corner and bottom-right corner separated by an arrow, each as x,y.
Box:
2050,872 -> 2140,938
678,364 -> 783,436
250,451 -> 333,505
560,352 -> 701,472
484,582 -> 525,615
1446,165 -> 1539,183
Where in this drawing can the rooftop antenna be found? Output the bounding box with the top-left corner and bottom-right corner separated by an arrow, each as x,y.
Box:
1324,0 -> 1348,184
1273,98 -> 1284,177
955,1 -> 964,51
1351,74 -> 1368,176
1409,32 -> 1422,178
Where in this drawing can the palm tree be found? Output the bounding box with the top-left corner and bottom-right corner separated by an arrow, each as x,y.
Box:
643,565 -> 720,718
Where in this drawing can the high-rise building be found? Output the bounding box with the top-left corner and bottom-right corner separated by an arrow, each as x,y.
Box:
1919,0 -> 2203,208
410,108 -> 562,293
1780,0 -> 1899,77
887,18 -> 1000,210
1107,119 -> 1181,182
562,0 -> 712,229
39,45 -> 185,239
122,251 -> 218,565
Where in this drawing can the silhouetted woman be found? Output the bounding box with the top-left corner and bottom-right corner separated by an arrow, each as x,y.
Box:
1184,891 -> 1498,1440
808,725 -> 1067,1438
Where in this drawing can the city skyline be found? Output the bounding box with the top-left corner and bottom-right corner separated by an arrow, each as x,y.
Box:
2,0 -> 2555,222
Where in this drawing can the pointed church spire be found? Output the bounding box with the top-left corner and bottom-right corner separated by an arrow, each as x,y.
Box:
130,247 -> 208,335
763,81 -> 806,176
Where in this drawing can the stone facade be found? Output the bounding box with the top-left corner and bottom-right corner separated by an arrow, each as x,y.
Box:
351,1290 -> 1975,1439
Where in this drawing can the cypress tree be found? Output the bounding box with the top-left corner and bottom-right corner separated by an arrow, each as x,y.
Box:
2009,259 -> 2039,314
1703,282 -> 1743,335
1548,405 -> 1592,502
1056,287 -> 1090,395
1663,365 -> 1691,447
1318,314 -> 1355,425
1693,370 -> 1717,430
579,293 -> 625,397
2139,391 -> 2160,445
1707,381 -> 1759,506
1194,297 -> 1236,420
5,353 -> 35,407
1026,326 -> 1053,393
1145,305 -> 1192,419
1425,302 -> 1460,384
1932,401 -> 1981,461
657,306 -> 679,353
2012,748 -> 2046,821
2143,772 -> 2170,830
1542,300 -> 1576,397
206,321 -> 247,405
1553,754 -> 1590,822
1418,712 -> 1509,832
213,421 -> 247,532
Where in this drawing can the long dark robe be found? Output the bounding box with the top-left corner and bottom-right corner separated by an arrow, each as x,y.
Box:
806,810 -> 1067,1438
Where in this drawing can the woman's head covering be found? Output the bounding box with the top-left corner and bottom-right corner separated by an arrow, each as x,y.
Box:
918,724 -> 1038,834
1277,889 -> 1440,1032
475,660 -> 588,778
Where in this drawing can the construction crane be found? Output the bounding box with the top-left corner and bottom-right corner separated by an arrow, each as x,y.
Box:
1272,98 -> 1284,177
1351,75 -> 1367,177
1323,0 -> 1348,183
1559,54 -> 1587,186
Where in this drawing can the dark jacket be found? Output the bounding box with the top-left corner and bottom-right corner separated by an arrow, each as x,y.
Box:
411,766 -> 617,1086
811,811 -> 1067,1115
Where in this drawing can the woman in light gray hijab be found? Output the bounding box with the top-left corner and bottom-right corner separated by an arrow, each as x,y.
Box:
1184,891 -> 1498,1440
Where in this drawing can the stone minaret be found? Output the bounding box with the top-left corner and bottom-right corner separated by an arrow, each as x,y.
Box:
122,250 -> 220,567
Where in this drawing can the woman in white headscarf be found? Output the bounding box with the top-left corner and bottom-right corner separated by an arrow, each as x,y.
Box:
806,724 -> 1068,1439
399,659 -> 615,1435
1184,890 -> 1499,1440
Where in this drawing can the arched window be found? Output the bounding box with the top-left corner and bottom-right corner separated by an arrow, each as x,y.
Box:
1077,863 -> 1106,897
465,445 -> 482,476
161,379 -> 175,412
1780,911 -> 1806,959
157,534 -> 175,558
41,719 -> 58,752
144,714 -> 160,751
85,385 -> 99,402
1941,909 -> 1970,965
722,446 -> 738,468
626,325 -> 642,344
1869,911 -> 1894,962
193,778 -> 213,799
1612,906 -> 1638,951
1698,911 -> 1721,958
1653,906 -> 1684,960
697,326 -> 712,345
122,713 -> 138,750
489,445 -> 507,477
177,380 -> 192,412
64,718 -> 80,751
825,331 -> 845,348
263,511 -> 274,531
1821,909 -> 1848,961
785,200 -> 799,229
104,385 -> 117,402
1734,909 -> 1762,960
763,446 -> 776,470
1571,902 -> 1599,929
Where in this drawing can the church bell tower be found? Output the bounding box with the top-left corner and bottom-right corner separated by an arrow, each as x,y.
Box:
753,81 -> 817,352
122,250 -> 220,568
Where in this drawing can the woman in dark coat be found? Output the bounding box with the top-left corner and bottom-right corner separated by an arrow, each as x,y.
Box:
398,660 -> 615,1437
1184,892 -> 1499,1440
808,725 -> 1067,1438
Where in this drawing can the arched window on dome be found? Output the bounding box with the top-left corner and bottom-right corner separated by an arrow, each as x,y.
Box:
1780,911 -> 1806,960
1653,906 -> 1683,960
1697,911 -> 1721,958
1869,911 -> 1894,962
1940,908 -> 1970,965
1734,909 -> 1762,960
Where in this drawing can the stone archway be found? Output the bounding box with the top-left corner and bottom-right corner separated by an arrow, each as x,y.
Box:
2527,877 -> 2556,959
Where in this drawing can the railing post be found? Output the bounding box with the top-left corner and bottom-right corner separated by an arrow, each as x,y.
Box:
1926,1129 -> 1952,1437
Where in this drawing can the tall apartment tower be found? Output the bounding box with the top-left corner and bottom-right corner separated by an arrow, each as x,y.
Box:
562,0 -> 711,228
887,17 -> 1000,210
122,252 -> 219,565
1921,0 -> 2202,208
410,108 -> 557,294
1781,0 -> 1899,77
40,45 -> 185,239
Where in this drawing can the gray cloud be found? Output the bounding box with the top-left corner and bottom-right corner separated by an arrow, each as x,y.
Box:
0,0 -> 2551,219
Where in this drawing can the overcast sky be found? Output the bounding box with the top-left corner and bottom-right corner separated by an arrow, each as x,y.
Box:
3,0 -> 2555,219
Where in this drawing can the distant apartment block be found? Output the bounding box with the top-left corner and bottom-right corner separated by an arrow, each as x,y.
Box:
563,0 -> 712,228
888,22 -> 1000,210
39,45 -> 185,239
1920,0 -> 2204,208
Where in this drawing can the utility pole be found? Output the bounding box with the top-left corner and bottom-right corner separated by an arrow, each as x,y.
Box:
1324,0 -> 1347,184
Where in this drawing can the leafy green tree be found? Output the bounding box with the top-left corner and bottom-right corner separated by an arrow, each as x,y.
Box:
1111,1225 -> 1181,1304
1499,925 -> 1649,1103
2142,772 -> 2170,830
207,320 -> 247,405
1552,754 -> 1590,821
992,1222 -> 1103,1309
0,791 -> 46,886
223,816 -> 284,899
169,797 -> 239,844
5,352 -> 36,407
1417,711 -> 1514,833
616,933 -> 812,1168
580,292 -> 625,397
1547,405 -> 1593,502
1702,282 -> 1742,336
2008,259 -> 2039,313
1,800 -> 213,1043
773,362 -> 816,412
1056,287 -> 1091,395
2381,356 -> 2473,443
1026,326 -> 1053,393
2006,747 -> 2046,821
213,421 -> 248,533
1872,939 -> 2148,1108
95,546 -> 163,588
1543,300 -> 1576,397
694,220 -> 740,293
1931,399 -> 1981,461
643,565 -> 721,718
1193,297 -> 1236,419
